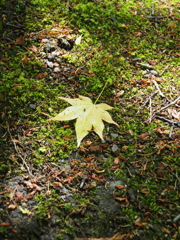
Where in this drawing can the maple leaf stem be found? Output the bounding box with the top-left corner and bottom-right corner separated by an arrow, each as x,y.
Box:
94,80 -> 108,104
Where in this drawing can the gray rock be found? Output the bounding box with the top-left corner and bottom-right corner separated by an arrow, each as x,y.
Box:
150,70 -> 158,76
110,132 -> 119,138
51,50 -> 61,56
45,60 -> 54,68
47,53 -> 55,60
58,38 -> 72,50
127,189 -> 136,203
41,38 -> 49,43
55,57 -> 61,63
111,144 -> 118,153
44,41 -> 56,52
40,52 -> 46,57
95,186 -> 121,214
54,67 -> 60,72
29,104 -> 36,109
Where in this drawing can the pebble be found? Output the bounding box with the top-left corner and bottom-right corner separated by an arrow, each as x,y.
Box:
40,52 -> 46,57
111,144 -> 118,153
51,50 -> 61,56
127,189 -> 136,203
150,70 -> 158,76
45,60 -> 54,68
47,53 -> 55,60
54,67 -> 61,72
55,57 -> 61,63
29,104 -> 36,109
110,132 -> 119,138
41,38 -> 49,43
137,62 -> 154,69
44,42 -> 56,52
58,38 -> 72,50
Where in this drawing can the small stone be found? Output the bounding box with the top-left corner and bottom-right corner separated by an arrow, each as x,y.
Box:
150,70 -> 158,76
55,57 -> 61,63
29,104 -> 36,109
51,50 -> 61,56
47,53 -> 55,60
41,38 -> 49,43
127,189 -> 136,203
50,73 -> 57,79
58,38 -> 72,50
40,52 -> 46,57
110,133 -> 119,138
45,60 -> 54,68
111,144 -> 118,153
54,67 -> 60,72
44,42 -> 56,52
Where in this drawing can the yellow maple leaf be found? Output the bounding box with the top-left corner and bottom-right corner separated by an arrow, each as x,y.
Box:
49,95 -> 119,147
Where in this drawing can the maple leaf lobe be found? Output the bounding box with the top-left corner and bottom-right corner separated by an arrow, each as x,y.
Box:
49,95 -> 119,147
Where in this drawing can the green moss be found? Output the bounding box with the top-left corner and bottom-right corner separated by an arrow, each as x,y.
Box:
1,0 -> 179,239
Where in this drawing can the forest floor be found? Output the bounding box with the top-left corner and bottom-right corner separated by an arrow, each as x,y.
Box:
0,0 -> 180,240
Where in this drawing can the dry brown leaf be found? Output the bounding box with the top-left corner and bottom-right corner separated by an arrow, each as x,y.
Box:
14,35 -> 25,45
62,136 -> 73,140
140,188 -> 150,194
115,185 -> 125,190
162,227 -> 171,234
114,156 -> 120,165
35,73 -> 47,79
168,21 -> 176,29
7,204 -> 17,209
29,45 -> 38,53
139,133 -> 149,140
0,222 -> 11,226
134,31 -> 142,37
115,197 -> 127,201
22,56 -> 30,64
134,222 -> 147,227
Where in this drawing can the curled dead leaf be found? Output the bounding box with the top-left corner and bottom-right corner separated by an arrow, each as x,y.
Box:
135,222 -> 147,227
115,185 -> 126,190
8,204 -> 17,209
140,188 -> 150,194
0,222 -> 11,226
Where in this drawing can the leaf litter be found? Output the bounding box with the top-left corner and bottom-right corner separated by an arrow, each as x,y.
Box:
0,0 -> 180,239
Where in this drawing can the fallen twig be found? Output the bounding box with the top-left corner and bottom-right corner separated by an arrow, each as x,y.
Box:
159,64 -> 171,76
149,97 -> 153,122
137,90 -> 158,113
152,79 -> 165,97
155,116 -> 180,127
153,97 -> 180,117
6,122 -> 33,177
115,137 -> 176,146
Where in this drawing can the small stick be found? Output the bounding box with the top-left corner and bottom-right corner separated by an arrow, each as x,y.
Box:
5,23 -> 25,29
155,116 -> 180,127
152,79 -> 165,97
159,64 -> 170,76
153,96 -> 180,117
149,97 -> 153,122
6,122 -> 33,177
137,90 -> 158,113
94,80 -> 108,104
